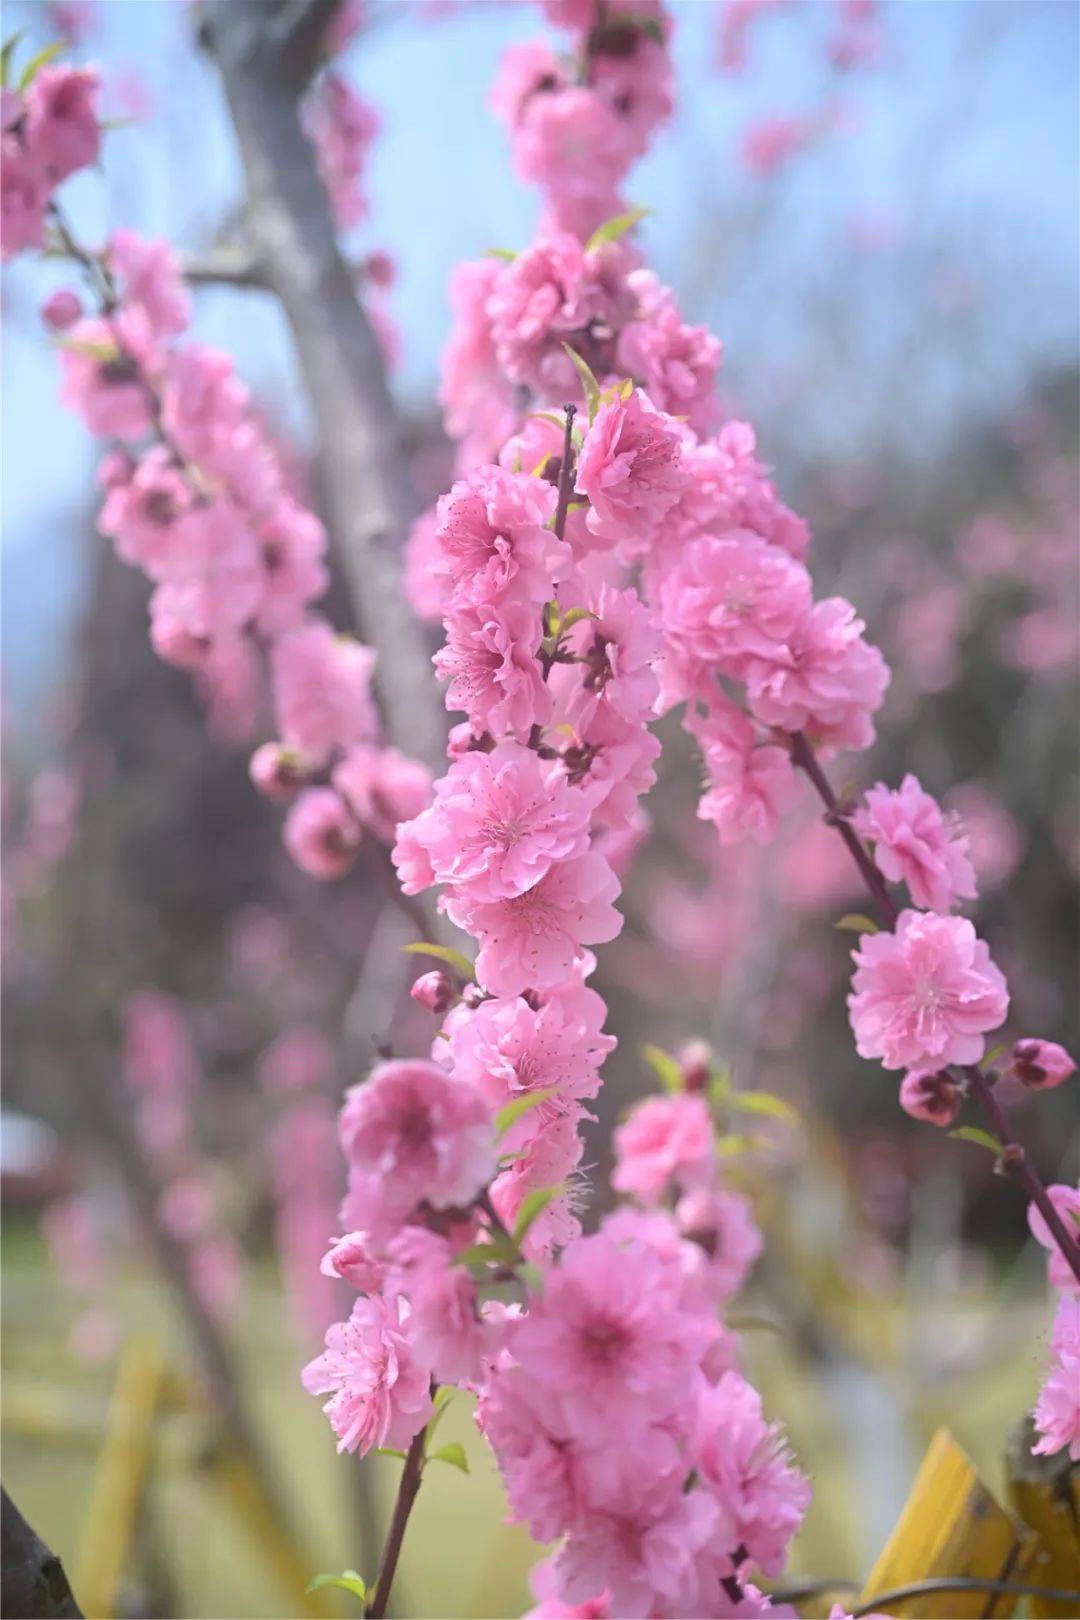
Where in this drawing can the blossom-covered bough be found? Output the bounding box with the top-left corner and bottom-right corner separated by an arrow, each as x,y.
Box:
3,1 -> 1077,1615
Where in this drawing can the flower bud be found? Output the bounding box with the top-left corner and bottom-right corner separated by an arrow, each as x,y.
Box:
410,969 -> 454,1016
678,1040 -> 712,1093
249,742 -> 308,800
898,1068 -> 960,1127
1008,1039 -> 1076,1092
42,287 -> 83,332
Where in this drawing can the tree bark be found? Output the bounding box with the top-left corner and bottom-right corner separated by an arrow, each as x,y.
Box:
1,1491 -> 83,1620
200,0 -> 443,770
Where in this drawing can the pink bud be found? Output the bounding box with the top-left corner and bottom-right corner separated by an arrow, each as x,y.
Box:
364,250 -> 395,288
1008,1039 -> 1076,1092
410,969 -> 454,1016
42,287 -> 83,331
898,1068 -> 961,1127
678,1040 -> 712,1093
249,742 -> 308,800
284,787 -> 361,880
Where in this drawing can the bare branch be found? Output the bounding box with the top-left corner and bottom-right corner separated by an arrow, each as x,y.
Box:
179,244 -> 267,288
1,1490 -> 83,1620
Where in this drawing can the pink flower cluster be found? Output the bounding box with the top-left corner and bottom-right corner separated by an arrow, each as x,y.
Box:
302,69 -> 380,234
1030,1184 -> 1080,1461
2,63 -> 100,261
480,1209 -> 806,1616
45,217 -> 425,874
492,4 -> 673,242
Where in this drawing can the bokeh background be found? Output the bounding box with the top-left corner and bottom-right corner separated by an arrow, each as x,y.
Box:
2,1 -> 1078,1616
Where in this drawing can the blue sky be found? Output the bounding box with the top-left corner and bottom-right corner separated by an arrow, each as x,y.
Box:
2,0 -> 1078,725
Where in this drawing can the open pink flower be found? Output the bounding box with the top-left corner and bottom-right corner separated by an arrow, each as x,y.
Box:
399,742 -> 591,902
58,317 -> 154,442
612,1094 -> 714,1202
746,595 -> 889,756
848,910 -> 1009,1071
575,387 -> 687,553
107,229 -> 190,339
333,745 -> 433,843
676,1186 -> 763,1302
301,1294 -> 432,1456
25,64 -> 100,182
852,775 -> 977,912
272,621 -> 378,765
433,465 -> 564,605
434,598 -> 551,741
688,700 -> 796,846
338,1059 -> 494,1240
448,852 -> 622,997
1033,1295 -> 1080,1461
695,1371 -> 811,1578
446,984 -> 613,1109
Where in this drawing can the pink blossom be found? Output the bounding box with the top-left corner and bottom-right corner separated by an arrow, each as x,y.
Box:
676,1186 -> 763,1301
488,234 -> 623,396
1008,1039 -> 1076,1092
97,446 -> 193,577
510,1224 -> 712,1438
249,743 -> 308,799
397,742 -> 591,902
696,1371 -> 811,1577
333,745 -> 433,843
575,388 -> 686,552
283,787 -> 361,880
58,317 -> 154,442
432,465 -> 564,605
688,700 -> 797,845
301,1294 -> 432,1455
107,229 -> 190,338
897,1068 -> 961,1127
253,502 -> 329,636
612,1094 -> 714,1202
848,910 -> 1009,1071
434,598 -> 551,740
41,287 -> 82,331
25,64 -> 100,183
272,622 -> 378,765
448,852 -> 622,997
1033,1295 -> 1080,1461
403,507 -> 452,623
658,532 -> 813,697
508,86 -> 637,218
1,133 -> 48,261
303,71 -> 379,232
446,982 -> 613,1110
439,258 -> 519,470
524,1556 -> 610,1620
1028,1184 -> 1080,1297
745,595 -> 890,756
852,775 -> 977,912
146,502 -> 264,638
337,1059 -> 494,1240
320,1232 -> 387,1293
562,583 -> 660,730
555,1485 -> 721,1620
386,1227 -> 487,1385
616,270 -> 722,432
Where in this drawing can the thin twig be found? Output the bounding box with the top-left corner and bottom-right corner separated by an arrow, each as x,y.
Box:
848,1575 -> 1080,1616
791,730 -> 1080,1285
365,1421 -> 427,1619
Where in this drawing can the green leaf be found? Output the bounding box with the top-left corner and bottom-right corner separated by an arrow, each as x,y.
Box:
586,206 -> 650,253
306,1571 -> 367,1602
18,39 -> 65,89
428,1441 -> 469,1475
558,606 -> 596,632
424,1386 -> 456,1446
1,32 -> 24,88
641,1042 -> 683,1094
726,1313 -> 784,1336
57,336 -> 120,362
494,1085 -> 559,1139
836,913 -> 880,935
401,941 -> 474,979
562,344 -> 602,424
454,1234 -> 519,1270
949,1125 -> 1003,1155
714,1132 -> 755,1158
544,600 -> 561,637
708,1066 -> 732,1106
486,246 -> 517,261
728,1090 -> 800,1126
527,411 -> 568,432
512,1184 -> 564,1246
375,1447 -> 407,1461
981,1042 -> 1009,1071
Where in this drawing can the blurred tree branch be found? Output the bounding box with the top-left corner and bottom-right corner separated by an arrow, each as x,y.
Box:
200,0 -> 444,770
1,1490 -> 83,1620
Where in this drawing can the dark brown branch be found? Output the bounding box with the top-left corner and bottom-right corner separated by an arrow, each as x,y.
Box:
1,1489 -> 83,1619
365,1423 -> 426,1619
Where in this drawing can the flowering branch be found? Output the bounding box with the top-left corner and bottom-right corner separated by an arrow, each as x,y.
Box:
791,731 -> 1080,1286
